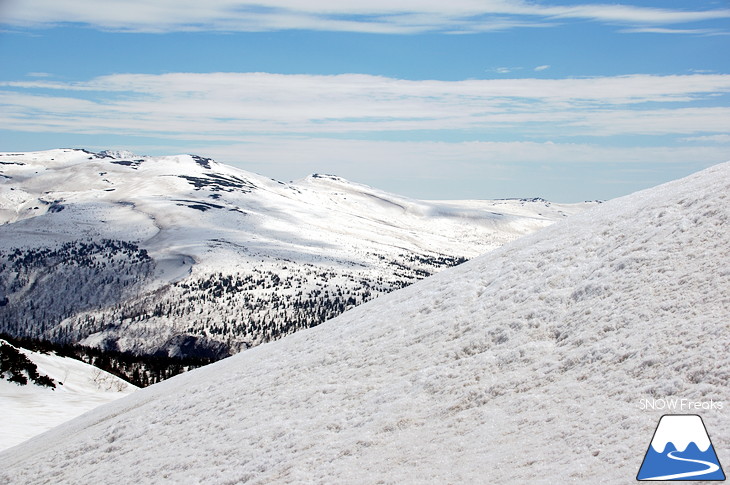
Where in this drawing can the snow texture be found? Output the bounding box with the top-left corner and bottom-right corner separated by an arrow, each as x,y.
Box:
0,341 -> 137,451
0,162 -> 728,484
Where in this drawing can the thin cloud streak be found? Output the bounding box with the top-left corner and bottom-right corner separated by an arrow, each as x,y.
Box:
682,134 -> 730,144
2,1 -> 729,34
1,73 -> 729,140
6,72 -> 730,102
619,27 -> 724,35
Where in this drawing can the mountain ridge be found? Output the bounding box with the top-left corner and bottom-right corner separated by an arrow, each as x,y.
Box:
0,149 -> 594,358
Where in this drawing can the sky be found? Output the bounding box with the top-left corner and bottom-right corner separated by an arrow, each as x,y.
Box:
0,1 -> 729,201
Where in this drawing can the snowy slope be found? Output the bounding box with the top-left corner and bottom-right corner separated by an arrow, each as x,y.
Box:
0,340 -> 137,451
1,162 -> 726,483
0,149 -> 593,357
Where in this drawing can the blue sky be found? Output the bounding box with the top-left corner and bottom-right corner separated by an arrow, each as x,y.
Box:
1,1 -> 729,201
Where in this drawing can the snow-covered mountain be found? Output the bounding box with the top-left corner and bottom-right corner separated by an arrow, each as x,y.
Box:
650,415 -> 713,453
0,339 -> 136,452
0,149 -> 594,357
1,162 -> 726,483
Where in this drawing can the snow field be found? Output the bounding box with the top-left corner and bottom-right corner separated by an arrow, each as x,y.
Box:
0,342 -> 137,451
0,162 -> 727,483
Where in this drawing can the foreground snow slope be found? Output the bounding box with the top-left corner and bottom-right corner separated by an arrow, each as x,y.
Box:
0,149 -> 593,356
0,341 -> 137,451
1,162 -> 727,483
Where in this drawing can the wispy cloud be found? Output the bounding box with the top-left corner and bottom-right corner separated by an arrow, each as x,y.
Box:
2,1 -> 728,34
539,4 -> 730,25
494,67 -> 521,74
620,27 -> 724,35
534,65 -> 550,72
2,72 -> 729,140
682,134 -> 730,144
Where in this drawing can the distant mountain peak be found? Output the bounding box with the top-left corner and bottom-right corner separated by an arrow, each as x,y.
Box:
97,149 -> 139,160
310,173 -> 340,180
307,173 -> 350,184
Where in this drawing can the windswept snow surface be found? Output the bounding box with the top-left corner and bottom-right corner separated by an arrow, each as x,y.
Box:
0,149 -> 593,356
1,162 -> 728,484
0,341 -> 137,452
